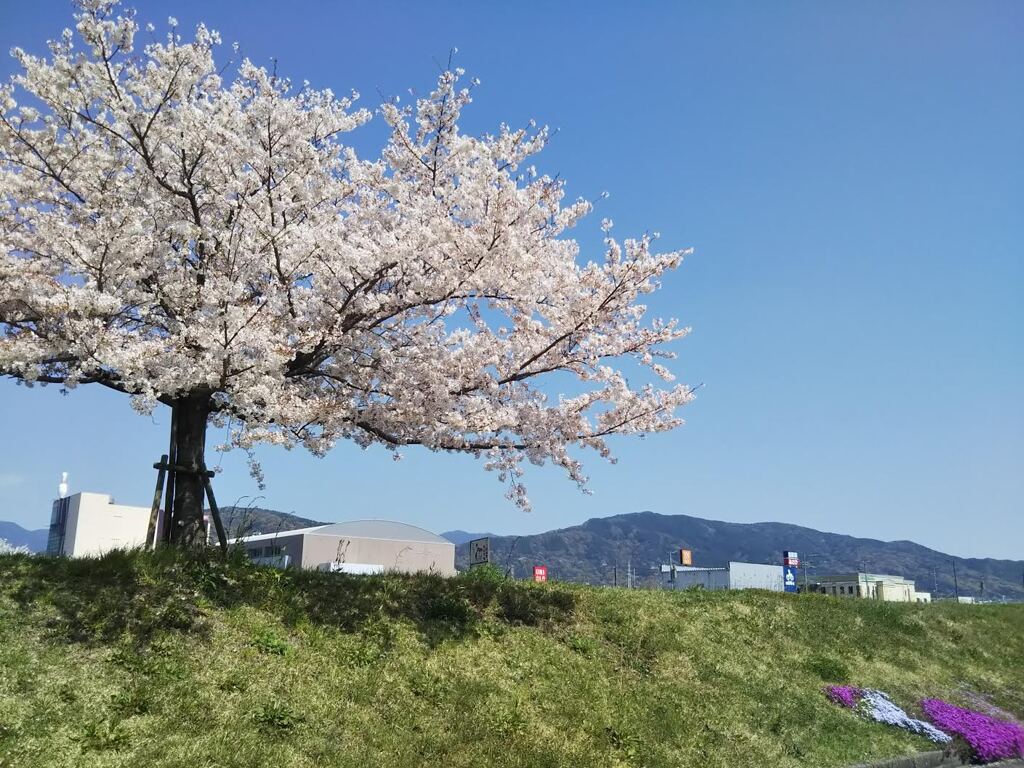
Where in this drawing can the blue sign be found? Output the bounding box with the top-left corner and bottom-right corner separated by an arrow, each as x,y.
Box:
783,566 -> 799,593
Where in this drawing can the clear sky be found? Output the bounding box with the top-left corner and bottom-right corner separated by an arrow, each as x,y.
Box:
1,1 -> 1021,559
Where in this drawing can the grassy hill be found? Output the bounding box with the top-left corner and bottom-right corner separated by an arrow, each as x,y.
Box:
457,511 -> 1024,600
1,550 -> 1022,768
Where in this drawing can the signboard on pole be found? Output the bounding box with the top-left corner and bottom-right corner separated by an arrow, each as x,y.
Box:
469,537 -> 490,568
533,565 -> 548,583
679,548 -> 693,566
783,566 -> 799,592
782,550 -> 800,567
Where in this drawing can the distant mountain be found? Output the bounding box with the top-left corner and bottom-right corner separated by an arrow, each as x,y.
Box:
441,530 -> 494,546
0,521 -> 48,553
216,506 -> 324,539
455,511 -> 1024,600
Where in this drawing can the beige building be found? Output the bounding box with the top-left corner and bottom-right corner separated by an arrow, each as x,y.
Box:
806,572 -> 931,603
46,492 -> 151,557
229,520 -> 456,576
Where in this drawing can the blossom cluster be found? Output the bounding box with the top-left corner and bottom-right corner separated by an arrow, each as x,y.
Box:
920,699 -> 1024,762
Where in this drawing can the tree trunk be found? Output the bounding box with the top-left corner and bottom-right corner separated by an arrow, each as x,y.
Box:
168,395 -> 210,547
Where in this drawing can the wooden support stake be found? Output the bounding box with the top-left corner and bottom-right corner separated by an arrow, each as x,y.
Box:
162,406 -> 178,544
147,454 -> 168,549
202,468 -> 229,556
152,461 -> 215,478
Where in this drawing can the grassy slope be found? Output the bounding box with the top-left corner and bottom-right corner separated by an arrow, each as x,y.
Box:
0,551 -> 1021,768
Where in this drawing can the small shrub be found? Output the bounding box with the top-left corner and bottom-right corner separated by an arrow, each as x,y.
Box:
218,670 -> 250,693
79,718 -> 129,751
565,632 -> 599,657
250,628 -> 291,656
460,564 -> 506,608
805,654 -> 850,683
419,590 -> 473,626
605,726 -> 641,760
351,617 -> 396,666
497,583 -> 575,626
110,686 -> 153,717
253,701 -> 304,733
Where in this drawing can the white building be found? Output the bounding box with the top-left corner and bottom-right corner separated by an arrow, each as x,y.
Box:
662,561 -> 788,592
46,492 -> 151,557
229,520 -> 456,576
806,572 -> 931,603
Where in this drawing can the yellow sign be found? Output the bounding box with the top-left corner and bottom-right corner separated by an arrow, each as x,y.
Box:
680,548 -> 693,566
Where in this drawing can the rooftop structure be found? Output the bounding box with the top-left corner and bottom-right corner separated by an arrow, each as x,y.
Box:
229,520 -> 456,576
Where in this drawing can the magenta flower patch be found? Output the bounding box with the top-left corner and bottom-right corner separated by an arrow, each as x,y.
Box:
920,699 -> 1024,763
825,685 -> 862,709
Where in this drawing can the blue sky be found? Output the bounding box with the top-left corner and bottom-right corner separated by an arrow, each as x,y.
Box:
1,1 -> 1021,559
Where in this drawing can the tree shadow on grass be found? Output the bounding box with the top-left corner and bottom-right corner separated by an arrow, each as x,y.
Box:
0,550 -> 575,650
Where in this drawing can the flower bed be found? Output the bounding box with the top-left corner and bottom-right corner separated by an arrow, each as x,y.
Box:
825,686 -> 951,743
920,699 -> 1024,763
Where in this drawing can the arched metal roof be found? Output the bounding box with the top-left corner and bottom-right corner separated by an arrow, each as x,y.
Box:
309,520 -> 452,545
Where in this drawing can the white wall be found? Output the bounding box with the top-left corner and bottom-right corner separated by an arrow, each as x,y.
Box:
63,492 -> 151,557
728,562 -> 785,591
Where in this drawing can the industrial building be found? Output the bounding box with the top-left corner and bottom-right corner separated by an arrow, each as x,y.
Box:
46,492 -> 151,557
803,572 -> 931,603
229,520 -> 456,576
661,561 -> 790,592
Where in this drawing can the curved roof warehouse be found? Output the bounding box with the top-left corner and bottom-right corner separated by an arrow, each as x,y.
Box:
228,520 -> 456,576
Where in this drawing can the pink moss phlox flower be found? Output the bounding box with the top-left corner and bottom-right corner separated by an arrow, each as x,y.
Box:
921,699 -> 1024,763
825,685 -> 863,709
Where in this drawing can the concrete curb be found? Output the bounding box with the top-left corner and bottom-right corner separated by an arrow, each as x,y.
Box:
848,753 -> 1024,768
846,751 -> 962,768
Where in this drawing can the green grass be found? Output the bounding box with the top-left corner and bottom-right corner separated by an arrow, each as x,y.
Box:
0,550 -> 1021,768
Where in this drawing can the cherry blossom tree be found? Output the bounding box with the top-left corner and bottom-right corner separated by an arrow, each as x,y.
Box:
0,0 -> 695,546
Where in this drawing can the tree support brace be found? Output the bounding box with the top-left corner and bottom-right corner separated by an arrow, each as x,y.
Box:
148,452 -> 229,556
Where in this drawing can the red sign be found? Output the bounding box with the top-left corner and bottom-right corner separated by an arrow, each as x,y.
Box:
533,565 -> 548,583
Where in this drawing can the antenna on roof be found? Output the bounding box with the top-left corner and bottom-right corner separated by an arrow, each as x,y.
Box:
58,472 -> 69,499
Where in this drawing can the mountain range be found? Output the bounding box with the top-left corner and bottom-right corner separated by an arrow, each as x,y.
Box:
4,507 -> 1021,600
450,511 -> 1024,600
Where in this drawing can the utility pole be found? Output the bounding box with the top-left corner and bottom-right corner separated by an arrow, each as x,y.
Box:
952,561 -> 960,601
